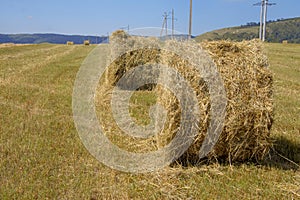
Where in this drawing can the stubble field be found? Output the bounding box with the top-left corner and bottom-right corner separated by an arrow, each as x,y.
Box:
0,42 -> 299,199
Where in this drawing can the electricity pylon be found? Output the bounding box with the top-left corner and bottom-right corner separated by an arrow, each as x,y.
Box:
254,0 -> 276,41
160,12 -> 170,37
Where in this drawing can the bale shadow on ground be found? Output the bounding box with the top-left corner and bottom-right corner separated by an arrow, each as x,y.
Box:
262,136 -> 300,171
171,136 -> 300,171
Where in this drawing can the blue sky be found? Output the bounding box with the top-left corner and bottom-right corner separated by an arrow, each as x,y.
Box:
0,0 -> 299,36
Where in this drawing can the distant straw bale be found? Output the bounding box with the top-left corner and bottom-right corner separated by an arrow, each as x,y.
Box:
66,41 -> 74,45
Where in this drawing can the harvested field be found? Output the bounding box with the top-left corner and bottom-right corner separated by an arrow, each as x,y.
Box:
0,43 -> 32,48
0,42 -> 299,199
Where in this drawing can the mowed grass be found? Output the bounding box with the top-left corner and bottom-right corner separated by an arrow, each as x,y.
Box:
0,43 -> 299,199
265,43 -> 300,164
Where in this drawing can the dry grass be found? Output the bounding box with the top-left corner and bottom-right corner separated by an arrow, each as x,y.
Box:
0,43 -> 32,48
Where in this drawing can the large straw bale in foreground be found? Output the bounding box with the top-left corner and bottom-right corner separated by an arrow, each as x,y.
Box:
201,40 -> 273,162
100,30 -> 273,163
156,40 -> 273,163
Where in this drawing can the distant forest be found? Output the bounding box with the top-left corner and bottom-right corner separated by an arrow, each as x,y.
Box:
240,18 -> 289,27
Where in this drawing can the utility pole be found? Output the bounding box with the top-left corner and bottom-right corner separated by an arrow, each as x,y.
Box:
259,0 -> 264,40
262,0 -> 268,41
165,12 -> 168,36
171,9 -> 178,39
254,0 -> 276,41
160,12 -> 170,37
189,0 -> 193,39
172,9 -> 175,38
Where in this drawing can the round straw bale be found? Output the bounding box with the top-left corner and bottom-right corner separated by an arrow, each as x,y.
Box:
156,40 -> 273,163
96,31 -> 273,164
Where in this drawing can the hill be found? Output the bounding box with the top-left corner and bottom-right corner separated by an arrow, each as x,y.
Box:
0,33 -> 195,44
0,33 -> 109,44
196,17 -> 300,43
